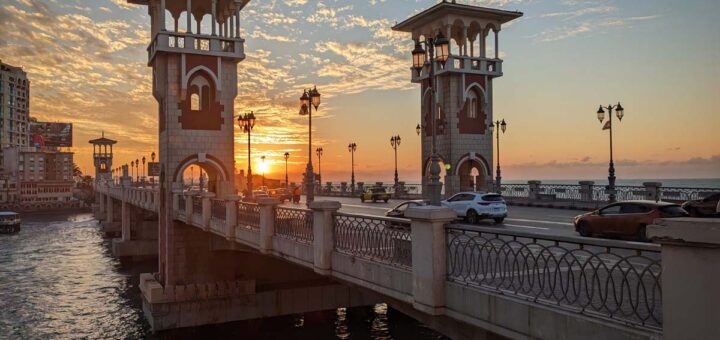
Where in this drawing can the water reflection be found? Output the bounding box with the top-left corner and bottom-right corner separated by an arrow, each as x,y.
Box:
0,213 -> 449,339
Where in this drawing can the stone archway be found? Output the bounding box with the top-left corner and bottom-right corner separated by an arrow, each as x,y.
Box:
172,153 -> 231,197
455,153 -> 491,192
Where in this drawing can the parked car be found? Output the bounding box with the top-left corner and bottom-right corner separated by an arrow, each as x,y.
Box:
681,193 -> 720,217
269,188 -> 291,202
361,187 -> 391,203
386,200 -> 429,219
574,201 -> 689,241
441,192 -> 507,224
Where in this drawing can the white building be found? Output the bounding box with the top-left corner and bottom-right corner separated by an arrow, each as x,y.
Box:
0,60 -> 31,171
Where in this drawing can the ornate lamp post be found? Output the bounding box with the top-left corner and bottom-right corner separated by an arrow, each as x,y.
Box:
142,156 -> 146,184
284,152 -> 290,188
260,155 -> 266,187
348,142 -> 357,195
238,111 -> 256,198
315,147 -> 323,187
416,123 -> 421,136
151,152 -> 156,187
596,102 -> 625,202
299,86 -> 321,204
410,31 -> 450,206
489,119 -> 507,193
135,158 -> 140,183
390,135 -> 401,187
130,161 -> 135,183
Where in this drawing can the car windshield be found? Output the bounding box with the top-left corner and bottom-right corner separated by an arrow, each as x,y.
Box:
481,194 -> 504,202
660,205 -> 689,217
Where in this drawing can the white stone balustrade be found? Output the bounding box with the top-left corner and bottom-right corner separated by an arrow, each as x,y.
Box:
148,31 -> 245,65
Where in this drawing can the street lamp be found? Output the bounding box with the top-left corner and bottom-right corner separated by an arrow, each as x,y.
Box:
151,151 -> 156,187
416,123 -> 421,136
261,155 -> 266,187
390,135 -> 401,188
299,86 -> 321,204
135,158 -> 140,183
130,161 -> 135,183
238,111 -> 256,198
410,31 -> 450,206
596,102 -> 625,202
316,147 -> 323,188
348,142 -> 357,195
489,119 -> 507,193
284,152 -> 290,188
142,156 -> 146,184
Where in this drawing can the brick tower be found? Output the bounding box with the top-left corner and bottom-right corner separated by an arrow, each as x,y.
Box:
393,1 -> 522,196
89,132 -> 116,185
130,0 -> 249,285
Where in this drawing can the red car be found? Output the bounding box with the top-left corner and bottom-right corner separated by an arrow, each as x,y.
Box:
574,201 -> 688,241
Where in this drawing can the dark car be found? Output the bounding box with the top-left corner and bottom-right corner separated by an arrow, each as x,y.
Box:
682,192 -> 720,217
385,200 -> 429,218
574,200 -> 688,241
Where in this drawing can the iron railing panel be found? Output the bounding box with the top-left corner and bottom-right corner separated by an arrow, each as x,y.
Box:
333,213 -> 412,268
274,207 -> 314,243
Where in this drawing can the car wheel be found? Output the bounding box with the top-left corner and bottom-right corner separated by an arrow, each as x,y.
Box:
494,217 -> 505,224
578,222 -> 591,237
637,225 -> 648,242
466,210 -> 479,224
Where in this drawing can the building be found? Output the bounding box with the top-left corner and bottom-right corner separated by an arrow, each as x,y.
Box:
0,60 -> 31,171
2,147 -> 77,210
89,133 -> 116,185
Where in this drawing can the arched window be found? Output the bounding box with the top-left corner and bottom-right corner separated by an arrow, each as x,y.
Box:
191,93 -> 200,111
467,91 -> 478,118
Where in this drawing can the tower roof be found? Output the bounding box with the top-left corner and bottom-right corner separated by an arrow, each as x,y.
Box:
89,132 -> 117,145
128,0 -> 250,17
392,1 -> 523,33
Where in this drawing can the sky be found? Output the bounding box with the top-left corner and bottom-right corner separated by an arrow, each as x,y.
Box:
1,0 -> 719,183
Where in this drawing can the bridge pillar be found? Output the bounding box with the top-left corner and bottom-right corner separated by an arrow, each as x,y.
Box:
406,205 -> 456,315
258,197 -> 280,254
309,200 -> 341,275
649,218 -> 720,340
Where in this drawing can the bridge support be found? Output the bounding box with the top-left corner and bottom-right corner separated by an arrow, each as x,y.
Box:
111,189 -> 159,262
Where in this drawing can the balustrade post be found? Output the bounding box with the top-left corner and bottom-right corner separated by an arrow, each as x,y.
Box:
528,180 -> 542,200
405,205 -> 456,315
579,181 -> 595,202
172,190 -> 182,218
643,182 -> 662,202
184,192 -> 193,221
201,192 -> 215,230
309,200 -> 341,275
224,195 -> 240,240
106,192 -> 114,223
121,187 -> 131,241
649,218 -> 720,340
258,197 -> 280,254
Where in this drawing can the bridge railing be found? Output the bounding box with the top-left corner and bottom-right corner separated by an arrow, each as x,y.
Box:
333,212 -> 412,268
660,187 -> 720,201
446,224 -> 662,330
237,202 -> 260,231
274,207 -> 313,244
211,199 -> 226,222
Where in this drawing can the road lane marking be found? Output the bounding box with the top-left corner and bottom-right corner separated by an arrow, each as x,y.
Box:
505,218 -> 573,226
503,223 -> 550,231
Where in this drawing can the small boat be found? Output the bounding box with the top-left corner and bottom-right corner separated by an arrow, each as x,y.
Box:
0,211 -> 21,234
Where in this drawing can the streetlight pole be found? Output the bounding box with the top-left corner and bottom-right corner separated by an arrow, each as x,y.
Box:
130,161 -> 135,183
238,111 -> 256,199
411,31 -> 450,206
284,152 -> 290,188
596,102 -> 625,202
142,156 -> 146,185
135,158 -> 139,183
348,143 -> 357,195
151,152 -> 156,187
316,147 -> 323,189
299,86 -> 321,205
490,120 -> 507,193
261,155 -> 266,187
390,135 -> 401,188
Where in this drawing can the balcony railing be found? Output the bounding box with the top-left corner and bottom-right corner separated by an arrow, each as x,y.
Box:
411,55 -> 503,82
147,31 -> 245,64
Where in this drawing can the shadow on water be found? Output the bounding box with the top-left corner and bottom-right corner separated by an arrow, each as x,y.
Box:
1,212 -> 451,339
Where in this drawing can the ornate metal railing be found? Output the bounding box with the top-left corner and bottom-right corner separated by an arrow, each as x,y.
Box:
500,184 -> 529,198
274,207 -> 313,243
593,186 -> 646,202
237,202 -> 260,230
660,187 -> 720,201
540,184 -> 582,201
446,225 -> 662,330
333,213 -> 412,268
211,199 -> 226,221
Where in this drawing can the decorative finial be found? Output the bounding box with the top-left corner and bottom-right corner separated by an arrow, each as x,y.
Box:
102,130 -> 105,138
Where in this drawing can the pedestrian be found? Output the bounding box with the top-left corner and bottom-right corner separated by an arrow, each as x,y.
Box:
292,185 -> 301,204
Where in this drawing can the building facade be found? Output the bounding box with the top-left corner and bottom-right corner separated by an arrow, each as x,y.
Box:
0,60 -> 31,171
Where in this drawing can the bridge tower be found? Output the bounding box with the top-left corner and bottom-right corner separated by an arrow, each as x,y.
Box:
129,0 -> 248,285
393,1 -> 522,196
89,132 -> 117,185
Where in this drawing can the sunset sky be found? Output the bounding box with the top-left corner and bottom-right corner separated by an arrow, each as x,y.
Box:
1,0 -> 718,183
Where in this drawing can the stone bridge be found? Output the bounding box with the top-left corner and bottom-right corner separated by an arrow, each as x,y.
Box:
92,182 -> 720,340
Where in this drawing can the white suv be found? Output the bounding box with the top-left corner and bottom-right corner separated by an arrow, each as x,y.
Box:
442,192 -> 508,224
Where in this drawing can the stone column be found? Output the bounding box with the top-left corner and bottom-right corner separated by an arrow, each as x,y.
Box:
405,205 -> 456,315
310,200 -> 341,275
201,192 -> 215,230
224,195 -> 240,240
184,192 -> 193,221
258,197 -> 280,254
172,189 -> 183,218
98,192 -> 106,217
648,218 -> 720,340
643,182 -> 662,202
106,193 -> 114,223
579,181 -> 595,202
528,180 -> 542,200
121,188 -> 131,241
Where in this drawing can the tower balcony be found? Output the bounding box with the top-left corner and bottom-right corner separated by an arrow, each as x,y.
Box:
410,55 -> 502,83
147,31 -> 245,65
